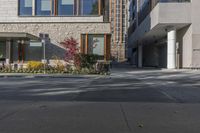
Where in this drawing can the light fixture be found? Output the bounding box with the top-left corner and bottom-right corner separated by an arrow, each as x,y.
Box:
21,40 -> 25,44
17,40 -> 21,43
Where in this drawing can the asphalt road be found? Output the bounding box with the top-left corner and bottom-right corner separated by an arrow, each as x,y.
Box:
0,67 -> 200,133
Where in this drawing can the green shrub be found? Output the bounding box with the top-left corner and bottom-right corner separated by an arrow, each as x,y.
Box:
74,54 -> 101,69
95,61 -> 110,74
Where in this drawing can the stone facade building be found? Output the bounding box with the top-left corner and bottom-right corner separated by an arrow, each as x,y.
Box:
110,0 -> 129,61
0,0 -> 115,65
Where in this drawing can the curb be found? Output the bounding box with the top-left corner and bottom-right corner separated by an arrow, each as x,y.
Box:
0,74 -> 108,79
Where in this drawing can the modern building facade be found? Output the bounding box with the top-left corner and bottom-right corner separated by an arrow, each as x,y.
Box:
0,0 -> 129,66
128,0 -> 200,69
0,0 -> 112,65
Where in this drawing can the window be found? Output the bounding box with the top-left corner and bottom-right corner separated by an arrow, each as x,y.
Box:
79,0 -> 99,15
18,0 -> 32,16
0,41 -> 6,59
18,0 -> 106,16
25,41 -> 43,61
35,0 -> 54,16
88,35 -> 104,55
58,0 -> 75,15
81,34 -> 111,60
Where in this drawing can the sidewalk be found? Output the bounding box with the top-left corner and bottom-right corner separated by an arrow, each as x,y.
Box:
111,61 -> 197,72
0,73 -> 102,79
0,62 -> 198,79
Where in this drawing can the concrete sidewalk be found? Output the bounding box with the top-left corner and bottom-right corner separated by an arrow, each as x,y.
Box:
0,67 -> 200,133
0,73 -> 103,79
1,101 -> 200,133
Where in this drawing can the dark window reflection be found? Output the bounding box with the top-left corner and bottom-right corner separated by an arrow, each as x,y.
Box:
18,0 -> 32,16
58,0 -> 75,15
79,0 -> 98,15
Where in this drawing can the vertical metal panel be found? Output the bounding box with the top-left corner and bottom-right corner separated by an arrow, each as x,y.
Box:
98,0 -> 101,15
32,0 -> 35,16
85,33 -> 88,54
54,0 -> 57,15
104,34 -> 107,60
109,0 -> 112,22
114,0 -> 116,49
120,0 -> 123,60
80,34 -> 83,53
77,0 -> 79,15
50,0 -> 53,15
107,35 -> 111,60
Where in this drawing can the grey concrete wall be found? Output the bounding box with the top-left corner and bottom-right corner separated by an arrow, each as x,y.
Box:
177,26 -> 192,68
128,1 -> 200,68
191,0 -> 200,68
158,44 -> 167,68
158,3 -> 191,24
128,3 -> 191,48
143,44 -> 159,67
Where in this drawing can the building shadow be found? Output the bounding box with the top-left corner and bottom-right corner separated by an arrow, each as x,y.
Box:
0,71 -> 200,103
46,42 -> 66,60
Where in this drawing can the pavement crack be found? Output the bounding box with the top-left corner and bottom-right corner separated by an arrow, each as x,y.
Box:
0,110 -> 19,121
159,89 -> 179,102
119,103 -> 132,132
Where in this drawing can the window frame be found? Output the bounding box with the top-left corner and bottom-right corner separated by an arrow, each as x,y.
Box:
35,0 -> 54,16
18,0 -> 33,16
80,33 -> 111,60
18,0 -> 104,17
57,0 -> 76,16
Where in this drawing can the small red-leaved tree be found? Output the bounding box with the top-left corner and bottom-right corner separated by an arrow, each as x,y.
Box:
60,37 -> 80,66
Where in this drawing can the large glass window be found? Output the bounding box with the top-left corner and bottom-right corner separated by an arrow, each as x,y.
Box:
58,0 -> 75,15
35,0 -> 54,16
18,0 -> 33,16
88,35 -> 104,55
0,42 -> 6,59
81,34 -> 111,60
18,0 -> 105,16
25,41 -> 43,61
79,0 -> 98,15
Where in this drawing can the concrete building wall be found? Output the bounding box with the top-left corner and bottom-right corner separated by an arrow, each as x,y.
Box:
158,3 -> 191,24
158,44 -> 167,68
143,44 -> 159,67
191,0 -> 200,67
128,3 -> 191,48
128,1 -> 200,68
177,25 -> 192,68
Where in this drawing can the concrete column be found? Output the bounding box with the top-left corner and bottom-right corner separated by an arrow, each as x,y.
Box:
136,0 -> 140,26
167,29 -> 176,69
6,40 -> 11,64
138,44 -> 143,68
